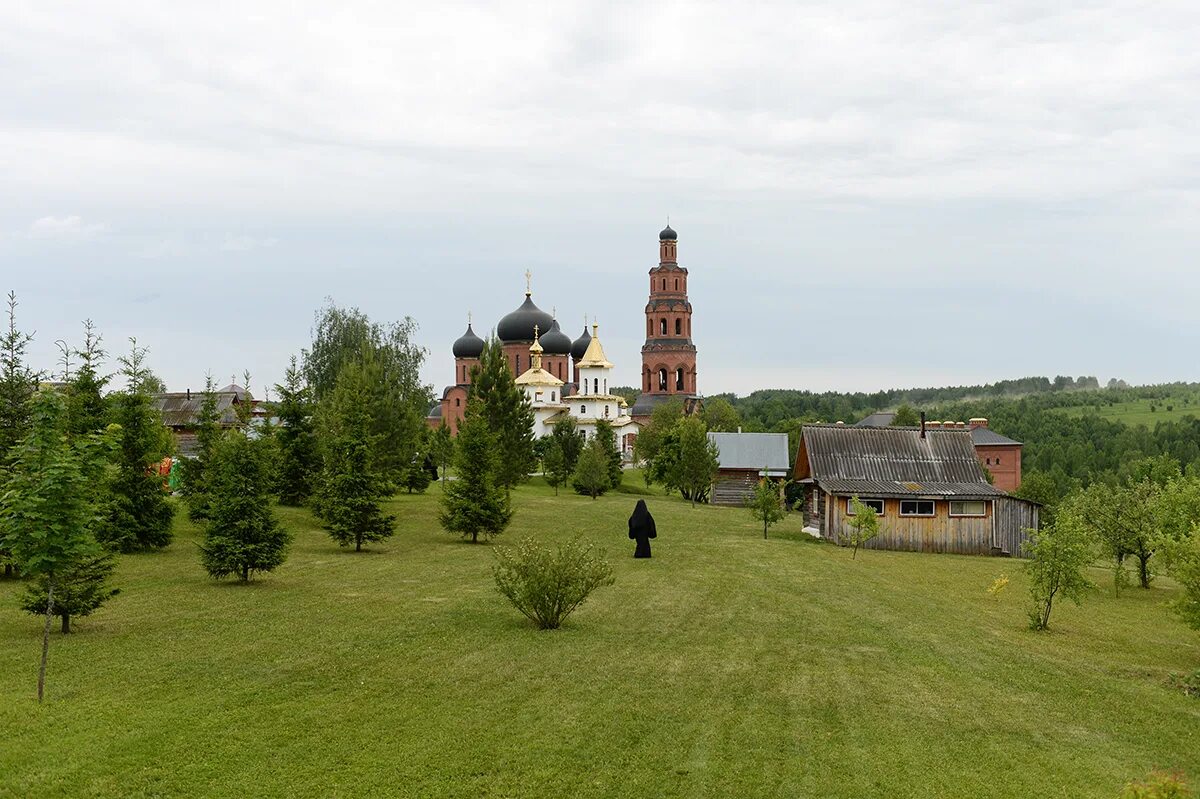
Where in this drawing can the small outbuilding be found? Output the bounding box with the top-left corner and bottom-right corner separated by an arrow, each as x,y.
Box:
794,422 -> 1038,556
707,431 -> 791,506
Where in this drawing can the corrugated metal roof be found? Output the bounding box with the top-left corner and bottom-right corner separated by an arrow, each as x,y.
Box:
801,423 -> 993,492
152,392 -> 241,427
817,478 -> 1004,499
855,412 -> 896,427
708,432 -> 791,473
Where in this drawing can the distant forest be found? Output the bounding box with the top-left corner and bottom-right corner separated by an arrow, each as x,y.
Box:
703,378 -> 1200,501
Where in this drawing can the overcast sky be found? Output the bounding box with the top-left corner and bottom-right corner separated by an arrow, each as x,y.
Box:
3,2 -> 1199,399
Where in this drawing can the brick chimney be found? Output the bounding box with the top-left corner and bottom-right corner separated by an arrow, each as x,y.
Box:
969,418 -> 988,430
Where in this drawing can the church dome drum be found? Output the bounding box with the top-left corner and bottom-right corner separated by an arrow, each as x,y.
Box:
452,323 -> 485,358
497,295 -> 555,343
539,319 -> 572,355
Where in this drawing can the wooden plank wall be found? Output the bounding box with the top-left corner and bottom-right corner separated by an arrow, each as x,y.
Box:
828,497 -> 994,555
993,497 -> 1038,558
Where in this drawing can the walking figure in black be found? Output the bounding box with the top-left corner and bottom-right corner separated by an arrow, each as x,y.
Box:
628,499 -> 656,558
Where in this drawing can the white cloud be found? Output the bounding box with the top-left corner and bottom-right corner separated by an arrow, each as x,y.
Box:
28,215 -> 108,239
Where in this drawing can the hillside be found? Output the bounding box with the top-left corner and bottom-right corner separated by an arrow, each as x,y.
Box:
2,479 -> 1197,798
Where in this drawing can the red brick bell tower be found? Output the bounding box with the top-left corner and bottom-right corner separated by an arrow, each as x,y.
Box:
631,224 -> 697,422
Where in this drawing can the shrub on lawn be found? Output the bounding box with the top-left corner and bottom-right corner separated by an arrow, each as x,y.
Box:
492,537 -> 615,629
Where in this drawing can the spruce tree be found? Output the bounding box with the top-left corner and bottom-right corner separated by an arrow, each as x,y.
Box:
470,338 -> 535,490
200,431 -> 292,581
180,375 -> 221,521
97,340 -> 175,552
0,389 -> 114,700
440,400 -> 512,542
21,552 -> 119,634
0,291 -> 39,465
542,436 -> 567,495
67,320 -> 110,438
273,356 -> 318,506
315,361 -> 395,551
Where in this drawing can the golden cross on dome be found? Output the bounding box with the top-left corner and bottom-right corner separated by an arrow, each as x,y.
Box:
533,324 -> 540,339
524,269 -> 532,295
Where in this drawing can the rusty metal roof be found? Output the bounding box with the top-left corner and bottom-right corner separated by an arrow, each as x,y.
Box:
801,423 -> 999,496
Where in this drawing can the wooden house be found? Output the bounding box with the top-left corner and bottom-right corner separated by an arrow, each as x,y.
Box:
794,423 -> 1038,556
707,432 -> 791,505
152,384 -> 254,457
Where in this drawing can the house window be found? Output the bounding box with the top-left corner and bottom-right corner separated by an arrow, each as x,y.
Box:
900,500 -> 935,516
847,498 -> 885,515
950,500 -> 987,516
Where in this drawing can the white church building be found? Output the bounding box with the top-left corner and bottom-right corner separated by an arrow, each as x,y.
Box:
514,324 -> 641,457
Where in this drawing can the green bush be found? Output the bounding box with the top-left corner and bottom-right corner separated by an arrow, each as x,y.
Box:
492,537 -> 615,630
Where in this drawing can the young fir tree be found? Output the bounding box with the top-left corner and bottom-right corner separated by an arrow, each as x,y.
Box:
573,436 -> 612,499
439,399 -> 512,542
273,356 -> 318,506
97,339 -> 175,552
593,419 -> 624,490
315,361 -> 395,551
0,390 -> 114,701
470,338 -> 535,490
200,431 -> 292,581
747,475 -> 785,539
180,375 -> 221,521
430,422 -> 455,484
21,552 -> 119,634
67,320 -> 111,439
0,291 -> 39,465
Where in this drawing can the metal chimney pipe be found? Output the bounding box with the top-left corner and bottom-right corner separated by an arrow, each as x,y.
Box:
920,411 -> 926,438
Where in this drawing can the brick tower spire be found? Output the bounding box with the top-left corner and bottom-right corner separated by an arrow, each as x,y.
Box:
631,223 -> 697,421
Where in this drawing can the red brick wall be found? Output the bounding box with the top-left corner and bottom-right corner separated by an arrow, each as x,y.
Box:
977,444 -> 1022,492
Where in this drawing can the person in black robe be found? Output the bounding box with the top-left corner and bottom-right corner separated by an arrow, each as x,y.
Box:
628,499 -> 656,558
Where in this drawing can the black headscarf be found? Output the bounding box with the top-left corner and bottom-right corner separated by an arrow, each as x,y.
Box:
628,499 -> 657,540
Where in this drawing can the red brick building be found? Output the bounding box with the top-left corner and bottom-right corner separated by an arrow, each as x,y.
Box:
631,225 -> 699,422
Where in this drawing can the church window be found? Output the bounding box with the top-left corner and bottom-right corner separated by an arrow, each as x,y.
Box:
462,365 -> 467,382
676,368 -> 684,391
662,279 -> 667,290
660,319 -> 667,335
605,405 -> 610,417
675,318 -> 681,335
593,378 -> 599,394
675,278 -> 679,290
580,405 -> 586,414
455,398 -> 460,407
603,379 -> 607,393
551,391 -> 556,402
535,391 -> 543,402
516,354 -> 521,372
658,369 -> 668,391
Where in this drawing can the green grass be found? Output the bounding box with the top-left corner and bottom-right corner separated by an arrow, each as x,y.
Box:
2,475 -> 1199,798
1052,394 -> 1200,427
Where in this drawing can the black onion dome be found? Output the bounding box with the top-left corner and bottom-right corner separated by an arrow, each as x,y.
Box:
659,224 -> 677,241
570,325 -> 592,361
452,323 -> 485,358
496,295 -> 555,343
540,319 -> 572,355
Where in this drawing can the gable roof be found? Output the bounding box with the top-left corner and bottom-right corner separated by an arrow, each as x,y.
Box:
796,423 -> 1003,497
970,426 -> 1022,446
708,432 -> 791,475
153,391 -> 242,428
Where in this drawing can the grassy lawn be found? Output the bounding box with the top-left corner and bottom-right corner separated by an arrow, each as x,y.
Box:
2,474 -> 1199,798
1052,394 -> 1200,427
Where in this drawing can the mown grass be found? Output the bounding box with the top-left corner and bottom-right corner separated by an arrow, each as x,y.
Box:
1052,394 -> 1200,428
2,473 -> 1199,798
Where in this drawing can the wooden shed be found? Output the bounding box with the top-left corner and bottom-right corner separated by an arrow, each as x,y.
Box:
794,423 -> 1039,556
708,432 -> 791,505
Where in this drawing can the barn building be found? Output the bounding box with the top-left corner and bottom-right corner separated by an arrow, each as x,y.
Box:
794,422 -> 1038,556
707,432 -> 791,505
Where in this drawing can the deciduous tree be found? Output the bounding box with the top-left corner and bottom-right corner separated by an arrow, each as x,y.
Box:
673,416 -> 720,507
842,496 -> 880,557
748,475 -> 785,539
1023,514 -> 1095,631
